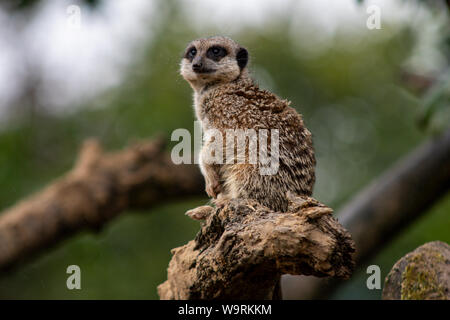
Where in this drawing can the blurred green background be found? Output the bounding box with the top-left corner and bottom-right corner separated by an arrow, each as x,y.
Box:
0,0 -> 448,299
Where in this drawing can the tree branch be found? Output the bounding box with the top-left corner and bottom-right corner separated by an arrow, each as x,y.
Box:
158,197 -> 355,300
0,138 -> 204,271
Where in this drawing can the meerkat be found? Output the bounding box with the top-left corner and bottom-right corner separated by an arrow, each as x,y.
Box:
181,36 -> 315,219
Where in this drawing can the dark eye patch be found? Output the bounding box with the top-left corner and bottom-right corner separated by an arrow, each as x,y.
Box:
236,48 -> 248,70
206,46 -> 227,61
184,46 -> 197,61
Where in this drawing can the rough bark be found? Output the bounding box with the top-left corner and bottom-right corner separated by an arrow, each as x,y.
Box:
283,128 -> 450,299
383,241 -> 450,300
158,196 -> 355,300
0,138 -> 203,271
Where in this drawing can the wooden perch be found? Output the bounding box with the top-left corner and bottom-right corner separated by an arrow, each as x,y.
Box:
158,197 -> 355,300
0,138 -> 203,271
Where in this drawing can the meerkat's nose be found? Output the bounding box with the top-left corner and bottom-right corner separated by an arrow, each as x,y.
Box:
192,59 -> 203,73
192,62 -> 202,72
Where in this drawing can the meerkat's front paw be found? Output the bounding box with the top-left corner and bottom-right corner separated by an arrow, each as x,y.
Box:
205,179 -> 221,199
185,205 -> 214,220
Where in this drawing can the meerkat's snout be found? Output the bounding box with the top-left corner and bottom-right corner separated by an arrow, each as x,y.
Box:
192,57 -> 214,74
192,59 -> 203,73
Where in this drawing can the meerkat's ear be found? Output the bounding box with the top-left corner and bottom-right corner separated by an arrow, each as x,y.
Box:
236,47 -> 248,70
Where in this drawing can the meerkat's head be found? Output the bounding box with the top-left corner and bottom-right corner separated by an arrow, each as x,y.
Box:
180,36 -> 249,92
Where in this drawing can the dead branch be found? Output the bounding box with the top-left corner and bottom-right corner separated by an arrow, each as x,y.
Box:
0,138 -> 203,271
158,197 -> 355,300
284,127 -> 450,299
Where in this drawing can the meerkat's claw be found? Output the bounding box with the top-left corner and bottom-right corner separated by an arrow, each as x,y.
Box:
206,180 -> 221,199
185,205 -> 215,220
205,185 -> 216,199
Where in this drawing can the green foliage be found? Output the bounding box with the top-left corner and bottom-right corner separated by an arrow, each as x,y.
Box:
417,71 -> 450,134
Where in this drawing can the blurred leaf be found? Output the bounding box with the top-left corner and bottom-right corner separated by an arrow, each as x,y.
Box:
417,71 -> 450,133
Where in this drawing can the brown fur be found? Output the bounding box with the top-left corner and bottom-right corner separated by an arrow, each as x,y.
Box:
181,36 -> 315,212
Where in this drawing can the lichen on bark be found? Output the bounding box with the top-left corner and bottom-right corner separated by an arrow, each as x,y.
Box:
383,241 -> 450,300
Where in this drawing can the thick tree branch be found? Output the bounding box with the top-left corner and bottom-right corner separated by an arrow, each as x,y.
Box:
0,138 -> 204,271
158,197 -> 355,300
284,128 -> 450,299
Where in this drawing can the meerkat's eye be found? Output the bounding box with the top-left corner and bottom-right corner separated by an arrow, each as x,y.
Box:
185,47 -> 197,60
207,46 -> 227,61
